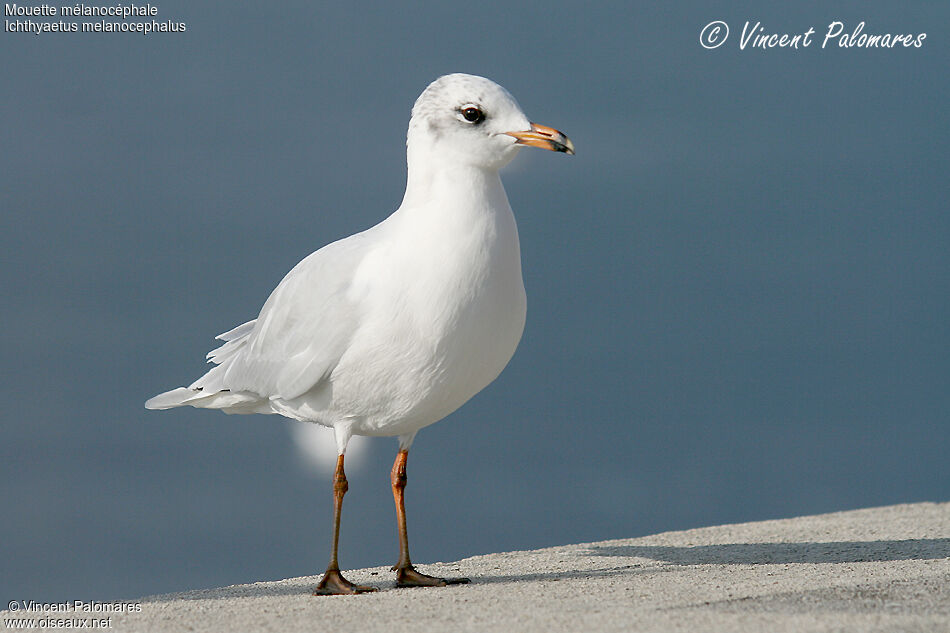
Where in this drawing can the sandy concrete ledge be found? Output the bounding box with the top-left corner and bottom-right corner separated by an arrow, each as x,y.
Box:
5,502 -> 948,632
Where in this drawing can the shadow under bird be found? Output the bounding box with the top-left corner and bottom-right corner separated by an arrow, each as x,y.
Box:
146,73 -> 574,595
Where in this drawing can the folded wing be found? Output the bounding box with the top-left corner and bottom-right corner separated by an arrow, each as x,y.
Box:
147,230 -> 372,411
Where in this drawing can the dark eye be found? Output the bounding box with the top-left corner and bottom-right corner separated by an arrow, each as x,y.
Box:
460,106 -> 485,124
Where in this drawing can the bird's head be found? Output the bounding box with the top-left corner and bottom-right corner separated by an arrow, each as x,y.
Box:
407,73 -> 574,171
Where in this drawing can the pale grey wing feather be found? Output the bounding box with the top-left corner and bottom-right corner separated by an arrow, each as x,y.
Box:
206,319 -> 257,364
193,231 -> 371,401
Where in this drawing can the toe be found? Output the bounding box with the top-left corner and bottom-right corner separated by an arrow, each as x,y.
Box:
395,565 -> 469,588
313,569 -> 378,595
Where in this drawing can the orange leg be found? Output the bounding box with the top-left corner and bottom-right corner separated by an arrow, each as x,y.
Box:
391,449 -> 470,587
313,454 -> 378,595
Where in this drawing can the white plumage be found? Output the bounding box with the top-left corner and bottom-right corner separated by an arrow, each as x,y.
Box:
146,73 -> 573,457
147,73 -> 573,594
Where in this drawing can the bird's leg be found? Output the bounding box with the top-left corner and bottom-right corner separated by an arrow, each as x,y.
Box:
313,454 -> 378,595
391,449 -> 470,587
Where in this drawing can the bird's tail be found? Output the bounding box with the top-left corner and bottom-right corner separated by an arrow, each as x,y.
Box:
145,319 -> 269,414
144,383 -> 269,413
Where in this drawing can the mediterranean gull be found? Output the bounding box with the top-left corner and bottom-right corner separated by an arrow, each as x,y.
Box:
146,73 -> 574,594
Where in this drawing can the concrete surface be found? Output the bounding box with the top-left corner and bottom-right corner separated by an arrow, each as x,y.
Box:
4,502 -> 948,632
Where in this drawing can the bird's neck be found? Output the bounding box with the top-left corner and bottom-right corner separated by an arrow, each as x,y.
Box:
400,149 -> 505,212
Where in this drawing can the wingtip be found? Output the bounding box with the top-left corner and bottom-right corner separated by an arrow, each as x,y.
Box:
144,387 -> 194,410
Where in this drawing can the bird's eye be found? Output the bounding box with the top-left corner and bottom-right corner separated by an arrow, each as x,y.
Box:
460,106 -> 485,124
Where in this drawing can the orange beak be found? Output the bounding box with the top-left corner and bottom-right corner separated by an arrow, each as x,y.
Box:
506,122 -> 575,155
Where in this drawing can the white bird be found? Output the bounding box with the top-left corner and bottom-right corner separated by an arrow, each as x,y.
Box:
146,73 -> 574,595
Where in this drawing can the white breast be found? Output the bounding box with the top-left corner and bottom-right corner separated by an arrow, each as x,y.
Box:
304,173 -> 527,437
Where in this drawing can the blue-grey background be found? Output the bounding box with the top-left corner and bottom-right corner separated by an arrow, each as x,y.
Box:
2,1 -> 947,604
